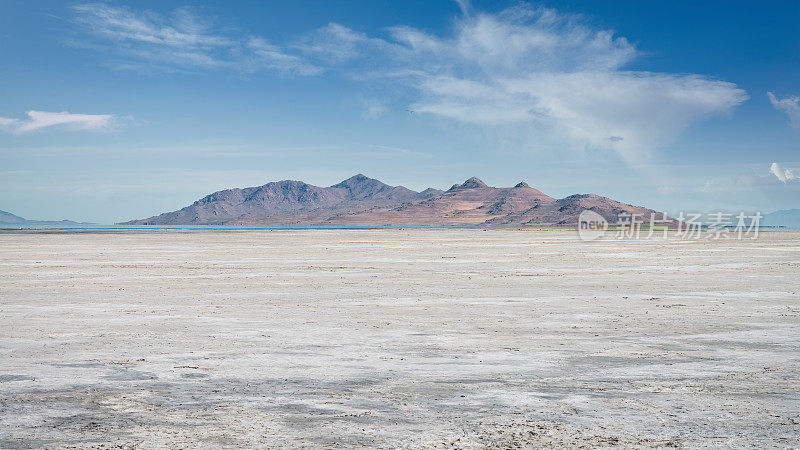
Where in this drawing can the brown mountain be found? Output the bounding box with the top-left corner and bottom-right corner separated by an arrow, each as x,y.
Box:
122,175 -> 667,226
123,174 -> 442,225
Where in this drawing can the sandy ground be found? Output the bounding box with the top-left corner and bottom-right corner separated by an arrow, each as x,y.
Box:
0,229 -> 798,448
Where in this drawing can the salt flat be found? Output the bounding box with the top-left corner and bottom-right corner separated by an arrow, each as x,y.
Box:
0,229 -> 798,448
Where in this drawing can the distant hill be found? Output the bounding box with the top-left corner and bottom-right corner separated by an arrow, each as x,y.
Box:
0,210 -> 85,227
764,209 -> 800,228
123,174 -> 668,226
0,210 -> 27,224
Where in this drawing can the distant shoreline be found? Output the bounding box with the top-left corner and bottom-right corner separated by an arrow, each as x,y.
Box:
1,225 -> 797,232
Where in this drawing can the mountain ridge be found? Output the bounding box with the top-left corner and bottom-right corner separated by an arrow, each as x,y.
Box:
763,209 -> 800,228
122,175 -> 669,226
0,210 -> 85,226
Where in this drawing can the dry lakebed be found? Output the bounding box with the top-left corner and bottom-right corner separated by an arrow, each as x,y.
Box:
0,229 -> 798,448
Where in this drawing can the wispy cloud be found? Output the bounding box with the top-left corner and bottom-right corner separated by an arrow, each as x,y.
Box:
658,173 -> 762,195
453,0 -> 471,16
767,92 -> 800,129
0,110 -> 120,134
770,162 -> 798,183
243,37 -> 322,75
72,3 -> 321,75
294,23 -> 380,66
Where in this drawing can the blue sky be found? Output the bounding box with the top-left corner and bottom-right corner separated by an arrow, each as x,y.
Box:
1,0 -> 798,223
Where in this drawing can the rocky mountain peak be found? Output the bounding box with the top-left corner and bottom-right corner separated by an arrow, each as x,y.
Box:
331,174 -> 395,200
332,174 -> 382,189
462,177 -> 488,188
449,177 -> 489,191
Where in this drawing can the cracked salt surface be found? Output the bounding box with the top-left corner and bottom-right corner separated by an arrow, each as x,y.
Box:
0,229 -> 798,448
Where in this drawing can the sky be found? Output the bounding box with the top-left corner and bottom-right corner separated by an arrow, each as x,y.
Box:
0,0 -> 798,223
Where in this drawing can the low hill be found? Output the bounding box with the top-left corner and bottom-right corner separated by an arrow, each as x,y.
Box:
764,209 -> 800,228
0,210 -> 85,227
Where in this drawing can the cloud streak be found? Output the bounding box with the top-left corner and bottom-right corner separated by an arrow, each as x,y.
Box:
768,92 -> 800,129
72,3 -> 321,75
770,162 -> 798,183
453,0 -> 471,16
0,110 -> 119,134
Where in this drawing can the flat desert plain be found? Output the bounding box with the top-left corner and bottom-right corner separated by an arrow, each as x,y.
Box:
0,229 -> 798,448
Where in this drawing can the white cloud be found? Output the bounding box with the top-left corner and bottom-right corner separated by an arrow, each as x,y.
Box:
299,5 -> 747,162
0,111 -> 119,134
73,3 -> 320,75
770,162 -> 798,183
414,72 -> 744,161
767,92 -> 800,129
387,6 -> 639,73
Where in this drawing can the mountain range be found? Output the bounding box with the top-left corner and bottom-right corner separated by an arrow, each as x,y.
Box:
0,210 -> 84,227
763,209 -> 800,228
122,174 -> 668,226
